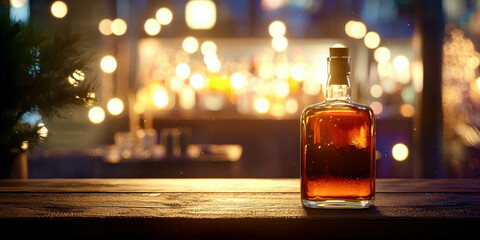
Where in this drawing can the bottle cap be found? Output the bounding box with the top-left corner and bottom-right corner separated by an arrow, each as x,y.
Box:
329,47 -> 349,57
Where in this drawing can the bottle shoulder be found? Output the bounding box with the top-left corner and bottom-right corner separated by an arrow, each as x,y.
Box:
301,100 -> 374,118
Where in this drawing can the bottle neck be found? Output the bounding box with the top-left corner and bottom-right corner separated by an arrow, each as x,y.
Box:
326,56 -> 351,101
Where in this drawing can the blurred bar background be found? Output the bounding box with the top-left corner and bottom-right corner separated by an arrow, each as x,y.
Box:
8,0 -> 480,178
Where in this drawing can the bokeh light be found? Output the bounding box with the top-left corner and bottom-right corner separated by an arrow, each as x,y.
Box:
176,63 -> 191,79
346,21 -> 367,39
88,106 -> 105,124
182,36 -> 199,54
400,104 -> 415,118
185,0 -> 216,30
107,98 -> 124,115
477,77 -> 480,90
393,55 -> 410,72
51,1 -> 67,18
285,98 -> 298,114
156,7 -> 173,25
153,87 -> 169,108
230,72 -> 245,89
392,143 -> 409,161
98,19 -> 112,35
201,41 -> 217,55
291,64 -> 306,81
111,18 -> 127,36
370,84 -> 383,98
11,0 -> 27,8
100,55 -> 117,73
254,97 -> 270,114
170,77 -> 184,92
268,20 -> 286,37
190,73 -> 205,89
374,47 -> 391,63
274,82 -> 290,98
180,86 -> 196,110
144,18 -> 161,36
272,36 -> 288,52
370,101 -> 383,115
364,31 -> 380,49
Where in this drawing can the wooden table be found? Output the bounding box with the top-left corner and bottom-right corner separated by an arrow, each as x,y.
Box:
1,179 -> 479,238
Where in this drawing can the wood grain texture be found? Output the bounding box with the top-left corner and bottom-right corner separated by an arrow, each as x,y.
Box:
0,179 -> 479,238
1,178 -> 479,193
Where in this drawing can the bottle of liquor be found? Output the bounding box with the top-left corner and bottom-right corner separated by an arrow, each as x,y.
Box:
300,47 -> 376,208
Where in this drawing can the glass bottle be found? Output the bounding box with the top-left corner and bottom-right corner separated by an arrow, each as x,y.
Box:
300,47 -> 376,208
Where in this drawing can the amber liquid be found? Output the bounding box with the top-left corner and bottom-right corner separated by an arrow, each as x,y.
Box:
301,107 -> 375,202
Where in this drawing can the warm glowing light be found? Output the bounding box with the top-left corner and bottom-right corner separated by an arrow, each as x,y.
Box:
374,47 -> 391,63
331,43 -> 346,48
203,93 -> 224,111
170,77 -> 184,92
180,86 -> 196,110
153,88 -> 169,108
176,63 -> 191,79
291,64 -> 306,81
20,141 -> 28,150
381,79 -> 396,94
51,1 -> 67,18
285,98 -> 298,114
254,97 -> 270,114
272,36 -> 288,52
230,72 -> 245,89
68,69 -> 85,86
476,77 -> 480,90
346,21 -> 367,39
268,20 -> 286,37
412,61 -> 423,92
271,103 -> 285,117
185,0 -> 216,30
11,0 -> 27,8
111,18 -> 127,36
345,20 -> 355,37
400,104 -> 415,118
377,61 -> 393,78
182,36 -> 199,54
364,31 -> 380,49
274,82 -> 290,98
156,7 -> 173,25
258,62 -> 275,79
206,59 -> 221,73
370,84 -> 383,98
100,55 -> 117,73
88,106 -> 105,124
370,101 -> 383,115
392,143 -> 409,161
144,18 -> 161,36
107,98 -> 124,115
37,123 -> 48,138
98,19 -> 112,35
275,64 -> 290,79
190,73 -> 205,89
201,41 -> 217,55
393,55 -> 410,72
